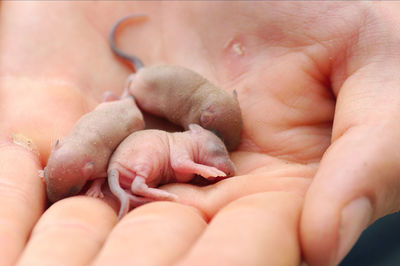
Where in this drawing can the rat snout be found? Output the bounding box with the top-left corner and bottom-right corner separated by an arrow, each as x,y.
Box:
44,167 -> 86,203
46,183 -> 85,203
219,160 -> 236,177
46,186 -> 66,203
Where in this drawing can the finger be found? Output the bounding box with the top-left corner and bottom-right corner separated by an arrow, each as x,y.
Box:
17,196 -> 116,266
302,64 -> 400,264
0,141 -> 44,266
92,202 -> 206,266
301,125 -> 400,265
162,161 -> 312,219
176,192 -> 302,266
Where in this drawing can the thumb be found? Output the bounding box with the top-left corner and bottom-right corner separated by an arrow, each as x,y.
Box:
301,63 -> 400,265
301,124 -> 400,265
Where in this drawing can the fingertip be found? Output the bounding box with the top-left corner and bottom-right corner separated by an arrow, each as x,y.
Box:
301,192 -> 341,266
93,202 -> 206,266
299,124 -> 400,265
301,192 -> 373,266
335,197 -> 372,265
37,196 -> 117,231
177,192 -> 303,266
0,141 -> 45,265
17,196 -> 117,266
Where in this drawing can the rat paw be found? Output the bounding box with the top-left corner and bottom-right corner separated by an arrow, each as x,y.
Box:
85,178 -> 105,199
86,188 -> 104,199
131,176 -> 178,201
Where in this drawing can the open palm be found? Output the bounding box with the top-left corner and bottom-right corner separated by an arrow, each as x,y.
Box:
2,2 -> 400,266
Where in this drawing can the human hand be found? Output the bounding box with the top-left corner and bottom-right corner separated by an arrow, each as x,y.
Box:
3,2 -> 400,266
158,2 -> 400,265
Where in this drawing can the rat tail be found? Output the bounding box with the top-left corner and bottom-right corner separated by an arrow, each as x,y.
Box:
108,169 -> 129,220
109,14 -> 147,72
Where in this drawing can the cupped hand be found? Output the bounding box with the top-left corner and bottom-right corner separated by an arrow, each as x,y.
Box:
2,2 -> 400,266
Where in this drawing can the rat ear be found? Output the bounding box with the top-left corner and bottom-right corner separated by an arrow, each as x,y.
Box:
232,90 -> 240,102
81,162 -> 95,180
200,110 -> 215,126
189,123 -> 204,134
233,89 -> 238,98
53,139 -> 60,148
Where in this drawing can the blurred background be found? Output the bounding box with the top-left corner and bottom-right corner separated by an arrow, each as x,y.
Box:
340,212 -> 400,266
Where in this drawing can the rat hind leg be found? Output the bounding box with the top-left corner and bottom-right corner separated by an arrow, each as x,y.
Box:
86,178 -> 105,198
108,169 -> 130,220
131,176 -> 178,201
126,191 -> 153,208
172,160 -> 227,180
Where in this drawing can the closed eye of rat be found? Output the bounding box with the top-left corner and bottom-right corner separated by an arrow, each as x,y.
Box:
107,124 -> 235,219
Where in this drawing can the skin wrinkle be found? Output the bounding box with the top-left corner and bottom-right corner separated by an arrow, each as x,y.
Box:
174,192 -> 303,266
170,174 -> 312,221
299,47 -> 331,88
0,145 -> 43,209
242,78 -> 329,161
113,205 -> 204,233
230,151 -> 287,175
299,18 -> 356,88
356,8 -> 398,57
270,134 -> 331,164
0,141 -> 41,165
233,53 -> 332,158
332,61 -> 400,143
329,8 -> 376,94
271,55 -> 334,123
30,220 -> 107,246
0,180 -> 35,210
0,141 -> 45,266
17,197 -> 116,266
90,202 -> 207,266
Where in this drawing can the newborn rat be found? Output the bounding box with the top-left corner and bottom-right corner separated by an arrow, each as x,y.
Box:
44,96 -> 144,202
108,123 -> 236,219
109,15 -> 243,150
127,66 -> 243,151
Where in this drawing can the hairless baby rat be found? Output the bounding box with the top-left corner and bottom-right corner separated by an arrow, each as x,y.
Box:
108,123 -> 236,219
110,15 -> 243,151
44,95 -> 144,202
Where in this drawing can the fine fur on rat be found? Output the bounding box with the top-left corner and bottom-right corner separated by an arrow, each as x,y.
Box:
127,65 -> 243,151
44,96 -> 144,202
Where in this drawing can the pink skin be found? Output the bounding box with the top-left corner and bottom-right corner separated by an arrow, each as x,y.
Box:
44,95 -> 144,202
108,124 -> 236,219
